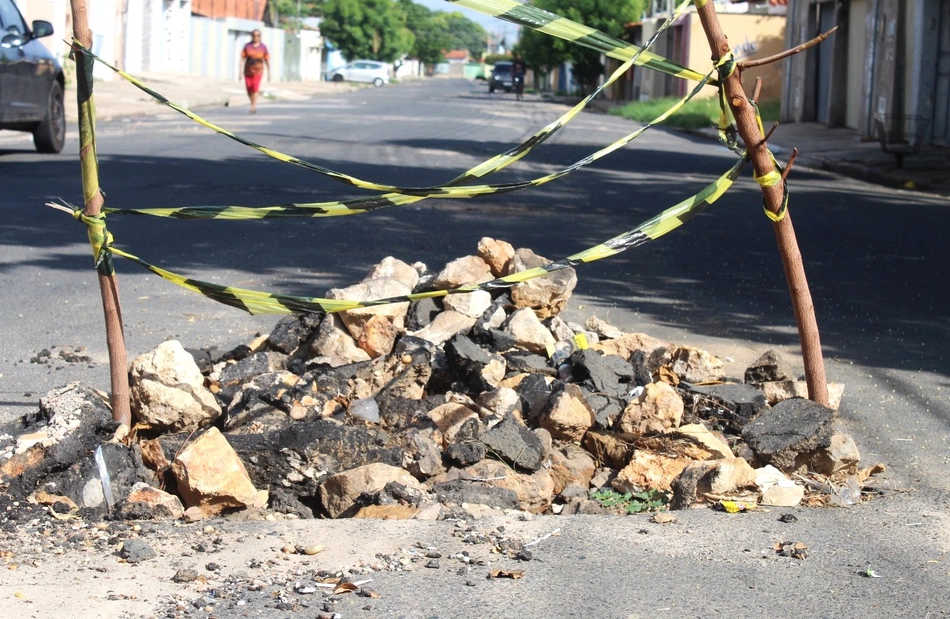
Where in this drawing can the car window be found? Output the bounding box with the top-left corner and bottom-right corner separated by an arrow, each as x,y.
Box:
0,0 -> 27,34
354,62 -> 370,69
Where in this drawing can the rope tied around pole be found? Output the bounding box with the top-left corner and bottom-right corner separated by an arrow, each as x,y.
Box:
71,208 -> 116,274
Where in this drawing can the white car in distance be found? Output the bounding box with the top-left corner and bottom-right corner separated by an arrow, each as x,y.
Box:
328,60 -> 390,87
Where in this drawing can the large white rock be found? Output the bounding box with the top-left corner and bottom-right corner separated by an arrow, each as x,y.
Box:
130,340 -> 221,432
538,384 -> 595,442
443,290 -> 493,318
308,314 -> 372,366
364,256 -> 420,291
431,255 -> 493,289
505,308 -> 555,354
171,428 -> 264,515
670,346 -> 724,383
410,310 -> 477,346
618,382 -> 684,434
326,277 -> 411,358
476,237 -> 515,277
508,248 -> 577,319
319,463 -> 421,518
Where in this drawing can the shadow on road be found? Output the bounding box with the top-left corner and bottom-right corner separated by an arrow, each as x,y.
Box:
3,134 -> 947,382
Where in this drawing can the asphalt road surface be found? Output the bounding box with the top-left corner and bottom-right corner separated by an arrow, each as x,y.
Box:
1,78 -> 948,616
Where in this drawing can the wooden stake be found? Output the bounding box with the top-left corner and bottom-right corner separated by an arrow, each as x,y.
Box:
70,0 -> 132,429
694,1 -> 829,406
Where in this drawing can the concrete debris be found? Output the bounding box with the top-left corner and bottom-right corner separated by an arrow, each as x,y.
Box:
129,340 -> 222,432
3,240 -> 875,522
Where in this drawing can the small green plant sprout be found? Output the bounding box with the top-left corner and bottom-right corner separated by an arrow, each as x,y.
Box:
858,565 -> 882,578
590,488 -> 669,514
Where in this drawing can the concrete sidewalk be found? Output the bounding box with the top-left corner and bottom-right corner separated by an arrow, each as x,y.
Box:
65,70 -> 362,123
766,122 -> 950,198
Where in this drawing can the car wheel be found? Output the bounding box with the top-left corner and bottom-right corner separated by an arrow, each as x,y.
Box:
373,77 -> 384,87
332,74 -> 344,82
489,85 -> 495,93
33,81 -> 66,154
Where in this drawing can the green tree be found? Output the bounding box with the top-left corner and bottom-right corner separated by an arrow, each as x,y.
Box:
321,0 -> 414,62
443,12 -> 487,58
399,0 -> 452,66
518,0 -> 646,93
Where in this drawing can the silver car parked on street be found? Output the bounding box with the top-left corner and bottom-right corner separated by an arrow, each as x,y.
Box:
328,60 -> 390,87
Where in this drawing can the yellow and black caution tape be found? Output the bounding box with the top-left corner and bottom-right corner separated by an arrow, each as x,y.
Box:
103,56 -> 729,220
70,158 -> 747,315
69,1 -> 705,202
450,0 -> 708,84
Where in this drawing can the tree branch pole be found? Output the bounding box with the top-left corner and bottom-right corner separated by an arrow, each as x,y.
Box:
693,0 -> 829,405
70,0 -> 132,429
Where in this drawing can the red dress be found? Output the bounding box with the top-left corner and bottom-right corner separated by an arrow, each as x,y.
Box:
242,42 -> 269,93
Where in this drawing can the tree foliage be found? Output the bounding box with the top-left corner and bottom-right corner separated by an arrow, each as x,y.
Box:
321,0 -> 414,62
321,0 -> 486,65
399,0 -> 452,65
517,0 -> 646,92
442,12 -> 487,58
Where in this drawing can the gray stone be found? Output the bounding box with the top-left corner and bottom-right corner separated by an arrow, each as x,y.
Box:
219,351 -> 289,385
503,351 -> 555,376
684,382 -> 769,432
569,350 -> 635,399
744,349 -> 793,384
119,539 -> 157,563
741,398 -> 838,472
584,393 -> 624,430
406,298 -> 442,332
446,335 -> 507,393
446,441 -> 486,467
670,461 -> 719,510
429,479 -> 520,511
267,314 -> 320,355
479,413 -> 545,472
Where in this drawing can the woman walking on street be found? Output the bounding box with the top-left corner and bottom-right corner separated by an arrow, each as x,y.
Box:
241,30 -> 270,113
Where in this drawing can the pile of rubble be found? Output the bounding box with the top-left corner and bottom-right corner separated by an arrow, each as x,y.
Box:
0,237 -> 882,523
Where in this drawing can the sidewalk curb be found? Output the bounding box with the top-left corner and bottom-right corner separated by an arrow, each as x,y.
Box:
679,126 -> 949,199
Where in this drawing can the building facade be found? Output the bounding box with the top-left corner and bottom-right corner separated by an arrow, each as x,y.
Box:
782,0 -> 948,145
617,2 -> 787,103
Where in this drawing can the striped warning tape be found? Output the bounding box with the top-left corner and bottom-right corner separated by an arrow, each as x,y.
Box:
450,0 -> 708,84
77,157 -> 747,315
103,56 -> 729,220
69,1 -> 704,202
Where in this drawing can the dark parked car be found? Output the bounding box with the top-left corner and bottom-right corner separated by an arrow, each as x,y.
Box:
489,61 -> 513,93
0,0 -> 66,153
